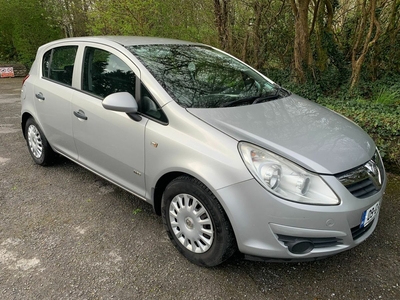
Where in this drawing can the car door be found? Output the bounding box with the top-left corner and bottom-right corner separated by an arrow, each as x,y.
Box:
71,45 -> 147,197
33,45 -> 78,159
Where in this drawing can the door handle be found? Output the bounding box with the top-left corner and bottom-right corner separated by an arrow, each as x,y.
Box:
35,92 -> 45,101
73,109 -> 88,120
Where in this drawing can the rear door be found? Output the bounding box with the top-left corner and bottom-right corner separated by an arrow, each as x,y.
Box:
71,45 -> 147,197
33,45 -> 78,159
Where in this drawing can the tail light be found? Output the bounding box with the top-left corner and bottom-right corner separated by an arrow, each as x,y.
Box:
22,75 -> 30,85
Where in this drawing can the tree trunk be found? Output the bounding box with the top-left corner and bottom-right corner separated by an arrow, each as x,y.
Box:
290,0 -> 311,83
350,0 -> 381,89
213,0 -> 231,52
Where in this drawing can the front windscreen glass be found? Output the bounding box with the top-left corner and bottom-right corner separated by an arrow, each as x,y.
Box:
127,44 -> 286,108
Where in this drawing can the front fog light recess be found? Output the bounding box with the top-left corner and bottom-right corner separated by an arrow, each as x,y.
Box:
239,142 -> 339,205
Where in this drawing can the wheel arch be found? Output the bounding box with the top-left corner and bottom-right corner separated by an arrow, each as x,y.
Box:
152,171 -> 238,247
152,171 -> 188,215
152,171 -> 225,217
21,112 -> 34,139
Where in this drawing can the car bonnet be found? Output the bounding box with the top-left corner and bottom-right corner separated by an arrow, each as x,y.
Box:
186,94 -> 375,175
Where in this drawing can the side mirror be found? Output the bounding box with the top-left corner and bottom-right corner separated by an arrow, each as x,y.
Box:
102,92 -> 138,113
102,92 -> 142,121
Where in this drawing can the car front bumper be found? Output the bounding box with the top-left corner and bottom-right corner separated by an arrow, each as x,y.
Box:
216,174 -> 386,260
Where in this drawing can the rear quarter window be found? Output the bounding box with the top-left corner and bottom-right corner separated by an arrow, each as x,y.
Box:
42,46 -> 78,86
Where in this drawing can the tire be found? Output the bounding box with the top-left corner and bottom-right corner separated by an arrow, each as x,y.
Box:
162,176 -> 237,267
25,118 -> 55,166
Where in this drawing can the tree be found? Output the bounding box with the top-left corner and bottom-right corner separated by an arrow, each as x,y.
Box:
0,0 -> 62,65
290,0 -> 312,83
349,0 -> 381,89
1,0 -> 399,89
41,0 -> 93,37
239,1 -> 289,70
213,0 -> 232,52
367,0 -> 400,80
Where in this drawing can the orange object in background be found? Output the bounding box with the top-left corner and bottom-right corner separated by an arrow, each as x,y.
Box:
0,67 -> 15,77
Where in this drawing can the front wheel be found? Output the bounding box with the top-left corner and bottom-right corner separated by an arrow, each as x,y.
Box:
25,118 -> 54,166
162,176 -> 236,267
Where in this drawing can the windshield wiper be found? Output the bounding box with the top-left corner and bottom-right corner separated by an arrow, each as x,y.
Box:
220,95 -> 259,107
252,91 -> 281,104
220,86 -> 290,108
221,91 -> 281,107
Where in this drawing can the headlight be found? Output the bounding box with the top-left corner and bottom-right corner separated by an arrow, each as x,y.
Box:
238,142 -> 339,205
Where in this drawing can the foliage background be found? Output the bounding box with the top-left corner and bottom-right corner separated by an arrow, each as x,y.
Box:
0,0 -> 399,170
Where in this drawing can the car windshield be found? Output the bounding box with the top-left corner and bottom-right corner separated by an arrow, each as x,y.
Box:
127,44 -> 285,108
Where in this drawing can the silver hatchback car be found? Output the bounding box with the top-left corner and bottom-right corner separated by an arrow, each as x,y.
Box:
21,36 -> 386,267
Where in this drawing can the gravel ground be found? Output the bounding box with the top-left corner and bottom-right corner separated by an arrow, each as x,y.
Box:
0,77 -> 399,299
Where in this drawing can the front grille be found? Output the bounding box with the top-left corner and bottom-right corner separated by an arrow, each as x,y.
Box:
345,178 -> 378,198
351,220 -> 374,240
277,235 -> 342,248
336,151 -> 384,199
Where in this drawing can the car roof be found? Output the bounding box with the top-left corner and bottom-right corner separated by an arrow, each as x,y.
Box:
103,36 -> 199,46
42,36 -> 201,47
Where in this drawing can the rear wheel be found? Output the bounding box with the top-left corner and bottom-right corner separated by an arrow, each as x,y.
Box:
162,176 -> 236,267
25,118 -> 54,166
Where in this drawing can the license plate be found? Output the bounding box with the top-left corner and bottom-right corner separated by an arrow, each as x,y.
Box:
360,201 -> 380,228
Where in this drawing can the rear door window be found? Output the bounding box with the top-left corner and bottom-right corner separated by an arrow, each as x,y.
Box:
42,46 -> 78,86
